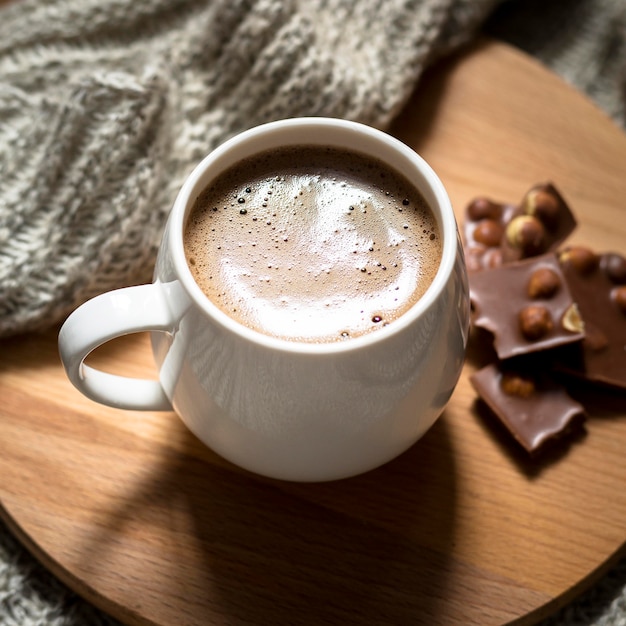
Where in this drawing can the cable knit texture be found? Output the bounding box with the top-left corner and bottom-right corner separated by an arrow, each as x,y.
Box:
1,1 -> 626,625
0,0 -> 498,337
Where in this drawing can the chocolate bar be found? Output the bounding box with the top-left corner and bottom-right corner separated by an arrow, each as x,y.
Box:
463,181 -> 625,457
470,362 -> 586,453
464,183 -> 576,272
558,247 -> 626,389
469,253 -> 585,360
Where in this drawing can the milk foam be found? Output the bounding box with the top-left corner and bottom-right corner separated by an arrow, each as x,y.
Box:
184,146 -> 441,343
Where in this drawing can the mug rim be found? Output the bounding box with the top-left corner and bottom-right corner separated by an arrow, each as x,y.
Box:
167,117 -> 459,355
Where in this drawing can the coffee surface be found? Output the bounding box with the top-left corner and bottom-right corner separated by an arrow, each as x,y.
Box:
184,146 -> 441,343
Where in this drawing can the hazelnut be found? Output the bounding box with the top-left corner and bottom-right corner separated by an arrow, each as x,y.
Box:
522,187 -> 560,230
561,303 -> 585,333
527,267 -> 561,299
558,246 -> 599,275
505,215 -> 546,256
519,304 -> 553,340
612,285 -> 626,314
501,373 -> 535,398
467,198 -> 502,221
601,253 -> 626,284
472,219 -> 504,247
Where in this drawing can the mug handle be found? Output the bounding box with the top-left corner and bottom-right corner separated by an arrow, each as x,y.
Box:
58,283 -> 174,411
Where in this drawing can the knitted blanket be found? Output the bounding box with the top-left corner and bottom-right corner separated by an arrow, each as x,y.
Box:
1,0 -> 626,624
0,0 -> 499,337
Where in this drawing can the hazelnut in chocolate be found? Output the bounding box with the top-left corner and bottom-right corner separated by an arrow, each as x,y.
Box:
470,253 -> 584,360
463,198 -> 515,271
463,183 -> 576,272
470,362 -> 586,453
558,247 -> 626,389
462,181 -> 626,458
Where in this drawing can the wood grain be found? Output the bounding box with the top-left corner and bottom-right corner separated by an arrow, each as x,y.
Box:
1,40 -> 625,626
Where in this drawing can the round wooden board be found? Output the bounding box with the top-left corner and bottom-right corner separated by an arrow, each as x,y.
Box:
1,40 -> 625,626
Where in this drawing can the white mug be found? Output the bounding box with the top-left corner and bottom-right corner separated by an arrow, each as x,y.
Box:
59,117 -> 469,482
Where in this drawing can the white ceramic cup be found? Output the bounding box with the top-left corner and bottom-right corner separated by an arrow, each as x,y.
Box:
59,117 -> 469,482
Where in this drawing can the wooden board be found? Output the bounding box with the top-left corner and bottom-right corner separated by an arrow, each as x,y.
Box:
1,40 -> 625,626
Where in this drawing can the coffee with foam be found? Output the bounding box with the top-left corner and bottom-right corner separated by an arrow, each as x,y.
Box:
184,145 -> 441,343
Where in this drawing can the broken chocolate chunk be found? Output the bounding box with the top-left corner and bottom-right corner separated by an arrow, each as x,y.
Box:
463,183 -> 576,271
558,247 -> 626,389
470,362 -> 586,453
470,253 -> 585,360
462,182 -> 625,460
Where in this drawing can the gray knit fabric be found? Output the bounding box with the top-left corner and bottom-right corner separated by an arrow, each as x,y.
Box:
0,0 -> 498,338
1,0 -> 626,624
485,0 -> 626,128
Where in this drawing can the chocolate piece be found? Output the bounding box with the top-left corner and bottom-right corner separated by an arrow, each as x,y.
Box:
463,183 -> 576,271
470,253 -> 585,360
558,247 -> 626,389
470,362 -> 586,453
463,199 -> 515,271
520,184 -> 576,238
